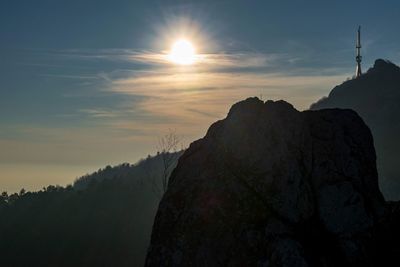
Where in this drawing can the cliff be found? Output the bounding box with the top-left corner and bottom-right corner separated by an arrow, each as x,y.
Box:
311,59 -> 400,200
145,98 -> 385,266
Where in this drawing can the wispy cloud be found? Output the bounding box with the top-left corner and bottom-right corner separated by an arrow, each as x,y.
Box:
126,50 -> 276,69
2,48 -> 352,171
49,48 -> 352,140
46,48 -> 279,70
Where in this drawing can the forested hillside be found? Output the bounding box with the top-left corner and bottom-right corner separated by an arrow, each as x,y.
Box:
0,151 -> 182,267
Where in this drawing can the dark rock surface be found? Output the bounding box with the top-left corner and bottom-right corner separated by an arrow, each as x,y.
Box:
145,98 -> 386,267
311,59 -> 400,200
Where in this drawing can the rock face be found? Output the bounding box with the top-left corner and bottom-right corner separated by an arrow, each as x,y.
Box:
145,98 -> 385,266
311,59 -> 400,200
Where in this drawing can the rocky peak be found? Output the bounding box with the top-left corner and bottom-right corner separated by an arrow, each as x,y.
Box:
310,59 -> 400,200
227,97 -> 296,118
369,59 -> 400,73
146,98 -> 385,267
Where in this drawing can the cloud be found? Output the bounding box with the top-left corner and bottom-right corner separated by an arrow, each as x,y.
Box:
79,108 -> 121,118
126,51 -> 275,69
107,68 -> 348,105
2,48 -> 352,172
10,48 -> 354,143
94,66 -> 350,144
41,48 -> 348,142
50,48 -> 278,70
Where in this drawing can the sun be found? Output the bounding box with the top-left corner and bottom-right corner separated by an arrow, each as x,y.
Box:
168,39 -> 197,65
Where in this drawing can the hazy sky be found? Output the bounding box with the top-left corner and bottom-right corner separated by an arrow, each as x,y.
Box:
1,0 -> 400,192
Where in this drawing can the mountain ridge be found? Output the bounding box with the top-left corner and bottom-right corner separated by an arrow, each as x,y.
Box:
311,58 -> 400,200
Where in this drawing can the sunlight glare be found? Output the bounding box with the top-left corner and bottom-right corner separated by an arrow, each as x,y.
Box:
168,39 -> 197,65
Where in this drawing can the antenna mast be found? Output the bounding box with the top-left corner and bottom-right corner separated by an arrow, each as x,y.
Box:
356,26 -> 362,78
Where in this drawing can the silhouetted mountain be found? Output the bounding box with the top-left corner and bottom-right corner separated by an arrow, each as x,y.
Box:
0,152 -> 182,267
311,59 -> 400,200
146,98 -> 395,266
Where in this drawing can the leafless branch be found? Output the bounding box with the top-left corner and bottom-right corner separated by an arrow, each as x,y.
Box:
157,130 -> 182,193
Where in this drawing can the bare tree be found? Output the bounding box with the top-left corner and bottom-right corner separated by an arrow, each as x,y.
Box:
157,130 -> 182,193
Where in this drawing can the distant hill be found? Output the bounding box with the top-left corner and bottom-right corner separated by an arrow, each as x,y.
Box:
73,151 -> 183,196
311,59 -> 400,200
0,151 -> 182,267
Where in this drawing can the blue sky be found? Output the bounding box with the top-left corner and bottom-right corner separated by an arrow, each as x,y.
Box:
1,0 -> 400,191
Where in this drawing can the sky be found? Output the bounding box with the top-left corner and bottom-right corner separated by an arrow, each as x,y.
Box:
1,0 -> 400,192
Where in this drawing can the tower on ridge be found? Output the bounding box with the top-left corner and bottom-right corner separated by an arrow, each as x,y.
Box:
356,26 -> 362,78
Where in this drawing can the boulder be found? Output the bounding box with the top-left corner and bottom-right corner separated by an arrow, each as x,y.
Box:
146,98 -> 385,266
